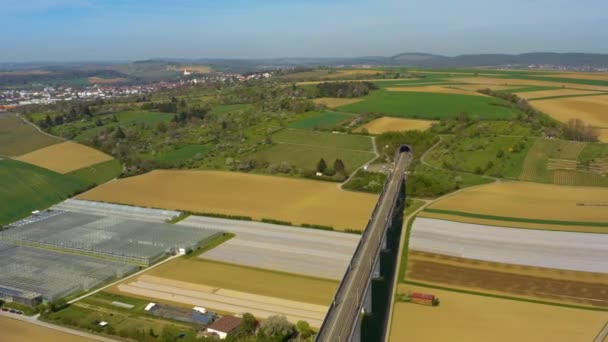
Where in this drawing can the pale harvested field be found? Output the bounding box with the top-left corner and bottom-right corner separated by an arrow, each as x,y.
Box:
453,84 -> 520,92
176,65 -> 211,73
428,181 -> 608,223
531,95 -> 608,128
0,316 -> 94,342
600,129 -> 608,143
16,141 -> 113,174
418,211 -> 606,233
79,170 -> 377,230
389,285 -> 608,342
385,85 -> 485,96
312,97 -> 362,108
116,275 -> 327,327
516,88 -> 603,100
321,69 -> 383,79
410,217 -> 608,273
128,258 -> 338,305
356,117 -> 436,134
452,77 -> 608,92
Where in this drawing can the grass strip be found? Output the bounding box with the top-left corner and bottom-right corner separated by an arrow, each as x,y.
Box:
186,232 -> 235,259
401,280 -> 608,312
423,208 -> 608,227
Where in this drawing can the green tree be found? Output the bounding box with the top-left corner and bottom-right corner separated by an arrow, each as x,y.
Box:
333,159 -> 346,175
316,158 -> 327,174
239,312 -> 257,336
114,127 -> 126,140
259,315 -> 295,341
296,320 -> 313,339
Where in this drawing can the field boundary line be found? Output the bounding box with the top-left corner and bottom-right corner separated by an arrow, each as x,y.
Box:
15,113 -> 66,142
339,136 -> 381,191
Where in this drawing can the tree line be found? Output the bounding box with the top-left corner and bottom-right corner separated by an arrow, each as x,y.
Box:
316,81 -> 378,98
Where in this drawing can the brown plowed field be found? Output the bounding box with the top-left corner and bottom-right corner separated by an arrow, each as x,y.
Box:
356,117 -> 436,134
407,252 -> 608,308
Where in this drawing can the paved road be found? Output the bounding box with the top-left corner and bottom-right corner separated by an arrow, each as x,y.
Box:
316,151 -> 410,342
178,216 -> 360,280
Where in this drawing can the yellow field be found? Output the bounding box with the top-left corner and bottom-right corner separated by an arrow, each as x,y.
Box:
417,211 -> 606,233
16,141 -> 113,174
546,72 -> 608,81
427,181 -> 608,223
389,285 -> 607,342
0,317 -> 94,342
356,117 -> 436,134
321,69 -> 383,79
115,258 -> 337,306
452,77 -> 608,92
600,129 -> 608,143
386,85 -> 485,96
531,95 -> 608,129
312,97 -> 362,108
79,170 -> 378,230
453,84 -> 520,92
516,88 -> 603,100
177,65 -> 211,73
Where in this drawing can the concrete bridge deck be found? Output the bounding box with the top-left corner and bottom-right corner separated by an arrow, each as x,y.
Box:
316,148 -> 410,342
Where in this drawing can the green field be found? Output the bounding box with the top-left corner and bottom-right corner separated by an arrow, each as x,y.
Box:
68,111 -> 174,141
154,144 -> 211,164
252,129 -> 375,173
519,138 -> 608,186
67,159 -> 122,186
337,90 -> 520,120
0,114 -> 62,156
288,111 -> 355,130
0,159 -> 89,225
425,135 -> 533,178
272,129 -> 373,151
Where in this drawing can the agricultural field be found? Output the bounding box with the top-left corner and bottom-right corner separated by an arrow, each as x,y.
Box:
15,141 -> 113,174
337,90 -> 520,120
0,159 -> 89,225
179,215 -> 360,280
452,84 -> 520,92
425,135 -> 532,178
515,88 -> 605,100
115,274 -> 329,327
0,113 -> 62,156
356,117 -> 436,134
288,111 -> 355,130
385,85 -> 484,96
312,97 -> 362,108
78,170 -> 378,230
252,129 -> 375,173
426,181 -> 608,224
451,77 -> 608,92
65,110 -> 174,141
519,138 -> 608,186
154,144 -> 211,165
253,131 -> 375,174
66,159 -> 122,185
321,69 -> 385,79
389,285 -> 607,342
0,317 -> 95,342
531,95 -> 608,136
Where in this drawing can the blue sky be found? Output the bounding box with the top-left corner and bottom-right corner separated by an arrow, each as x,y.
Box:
1,0 -> 607,62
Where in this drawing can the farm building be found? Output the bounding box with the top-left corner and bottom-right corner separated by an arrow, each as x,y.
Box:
0,285 -> 42,307
206,315 -> 242,340
411,292 -> 436,306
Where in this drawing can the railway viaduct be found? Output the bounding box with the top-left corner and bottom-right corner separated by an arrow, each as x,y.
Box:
316,146 -> 411,342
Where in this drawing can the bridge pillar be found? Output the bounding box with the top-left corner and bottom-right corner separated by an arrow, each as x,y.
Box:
373,255 -> 381,279
363,278 -> 373,314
